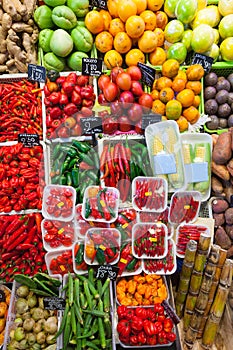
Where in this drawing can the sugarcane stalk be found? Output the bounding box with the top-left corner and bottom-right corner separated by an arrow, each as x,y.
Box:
185,293 -> 198,313
189,271 -> 203,295
184,240 -> 198,264
210,284 -> 230,318
183,309 -> 193,332
202,314 -> 221,348
175,290 -> 187,305
185,326 -> 198,345
197,316 -> 208,339
220,258 -> 233,287
181,261 -> 195,279
189,309 -> 204,330
194,290 -> 209,312
178,278 -> 190,293
193,250 -> 208,273
198,232 -> 211,251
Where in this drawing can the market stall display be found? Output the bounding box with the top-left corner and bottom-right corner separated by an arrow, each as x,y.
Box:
1,0 -> 233,349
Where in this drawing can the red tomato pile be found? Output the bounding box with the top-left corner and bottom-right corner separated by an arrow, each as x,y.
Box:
117,304 -> 176,346
97,66 -> 153,134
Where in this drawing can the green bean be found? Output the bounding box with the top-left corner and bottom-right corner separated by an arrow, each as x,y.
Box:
78,274 -> 99,299
103,285 -> 110,313
63,311 -> 71,349
88,267 -> 95,285
53,301 -> 69,339
76,321 -> 82,350
100,278 -> 110,297
86,341 -> 100,350
98,299 -> 106,349
74,300 -> 83,325
82,309 -> 108,317
80,292 -> 87,309
71,306 -> 77,336
68,272 -> 74,307
83,279 -> 93,309
74,278 -> 80,308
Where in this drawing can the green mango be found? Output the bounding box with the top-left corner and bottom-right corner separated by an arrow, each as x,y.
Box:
164,0 -> 177,18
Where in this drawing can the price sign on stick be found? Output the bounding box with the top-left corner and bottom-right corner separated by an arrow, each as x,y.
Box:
137,62 -> 156,87
192,53 -> 213,73
18,134 -> 40,147
28,64 -> 46,83
44,297 -> 66,310
82,58 -> 103,76
95,265 -> 119,282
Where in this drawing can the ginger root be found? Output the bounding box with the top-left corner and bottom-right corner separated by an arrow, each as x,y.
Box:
22,32 -> 37,65
6,29 -> 27,72
11,22 -> 34,33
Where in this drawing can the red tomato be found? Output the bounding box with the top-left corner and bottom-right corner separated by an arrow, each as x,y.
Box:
103,82 -> 119,102
116,72 -> 132,91
98,74 -> 111,90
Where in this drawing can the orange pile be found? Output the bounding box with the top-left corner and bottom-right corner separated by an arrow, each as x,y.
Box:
151,60 -> 204,132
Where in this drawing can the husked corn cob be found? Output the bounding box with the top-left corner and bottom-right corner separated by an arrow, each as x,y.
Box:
194,145 -> 206,163
165,127 -> 177,153
152,136 -> 164,155
166,127 -> 184,189
182,143 -> 194,190
193,143 -> 211,194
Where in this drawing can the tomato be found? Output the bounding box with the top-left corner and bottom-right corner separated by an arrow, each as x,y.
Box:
110,100 -> 123,116
166,331 -> 176,342
135,307 -> 148,320
98,74 -> 111,90
126,65 -> 142,81
131,316 -> 144,332
129,335 -> 138,346
103,82 -> 119,102
137,331 -> 147,345
117,319 -> 131,337
116,72 -> 132,91
138,93 -> 153,109
103,116 -> 118,134
110,66 -> 124,83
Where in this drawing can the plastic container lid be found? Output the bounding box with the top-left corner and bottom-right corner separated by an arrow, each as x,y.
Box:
42,185 -> 76,222
82,186 -> 120,223
132,176 -> 168,212
84,227 -> 121,265
132,222 -> 168,259
168,190 -> 202,225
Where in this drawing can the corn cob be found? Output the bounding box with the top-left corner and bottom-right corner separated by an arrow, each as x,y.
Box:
182,143 -> 193,190
166,127 -> 184,190
152,136 -> 164,155
193,142 -> 211,194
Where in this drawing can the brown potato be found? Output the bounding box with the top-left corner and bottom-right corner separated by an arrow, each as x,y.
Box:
212,131 -> 232,164
225,207 -> 233,225
211,176 -> 224,196
225,224 -> 233,240
212,198 -> 229,213
213,213 -> 225,227
215,226 -> 232,250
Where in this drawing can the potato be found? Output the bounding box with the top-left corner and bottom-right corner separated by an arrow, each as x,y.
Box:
227,245 -> 233,258
225,207 -> 233,225
227,159 -> 233,177
213,213 -> 225,227
215,226 -> 232,249
223,180 -> 233,203
211,176 -> 224,196
211,161 -> 230,181
211,134 -> 219,148
225,224 -> 233,240
212,198 -> 229,213
212,131 -> 232,165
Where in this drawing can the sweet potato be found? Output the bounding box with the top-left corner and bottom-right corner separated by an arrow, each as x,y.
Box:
211,176 -> 224,196
225,224 -> 233,240
212,198 -> 229,213
211,161 -> 230,181
225,208 -> 233,225
227,245 -> 233,258
212,131 -> 232,165
223,180 -> 233,203
211,134 -> 219,148
213,213 -> 225,227
215,226 -> 232,250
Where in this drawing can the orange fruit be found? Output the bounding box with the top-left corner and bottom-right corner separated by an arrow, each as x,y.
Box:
185,81 -> 202,95
176,89 -> 195,108
107,0 -> 119,18
132,0 -> 147,14
114,32 -> 132,53
125,48 -> 145,66
140,10 -> 157,30
147,0 -> 164,12
155,11 -> 168,30
186,64 -> 205,81
125,15 -> 145,38
156,76 -> 172,90
154,28 -> 165,47
162,59 -> 180,78
138,30 -> 157,53
151,89 -> 160,100
149,47 -> 166,65
152,99 -> 166,115
172,78 -> 186,92
95,31 -> 114,53
99,10 -> 112,31
193,95 -> 201,108
183,106 -> 200,124
104,50 -> 123,69
109,18 -> 125,36
117,0 -> 137,22
176,116 -> 189,132
166,100 -> 182,120
85,10 -> 105,34
159,87 -> 174,103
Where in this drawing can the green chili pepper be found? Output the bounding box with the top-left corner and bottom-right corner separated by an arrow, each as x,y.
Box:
72,140 -> 91,153
86,170 -> 98,183
51,175 -> 60,184
96,248 -> 105,265
71,168 -> 79,187
85,199 -> 91,218
80,153 -> 94,166
75,243 -> 84,266
66,172 -> 72,186
52,143 -> 61,158
68,157 -> 79,170
59,174 -> 67,185
126,258 -> 138,271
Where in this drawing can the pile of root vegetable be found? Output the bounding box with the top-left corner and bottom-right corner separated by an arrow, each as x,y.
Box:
0,0 -> 38,73
211,129 -> 233,258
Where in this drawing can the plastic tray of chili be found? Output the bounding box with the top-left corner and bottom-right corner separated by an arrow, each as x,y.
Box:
84,227 -> 121,266
168,191 -> 202,225
42,184 -> 76,222
82,185 -> 120,223
137,208 -> 174,239
114,304 -> 176,348
115,273 -> 169,307
75,204 -> 110,239
0,141 -> 48,215
115,240 -> 142,277
132,176 -> 168,213
132,223 -> 168,260
142,239 -> 177,275
3,275 -> 63,350
42,219 -> 76,252
45,248 -> 74,276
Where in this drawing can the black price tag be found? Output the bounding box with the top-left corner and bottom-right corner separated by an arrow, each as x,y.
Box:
142,113 -> 162,130
162,300 -> 180,325
95,265 -> 119,282
18,134 -> 40,147
0,290 -> 5,302
28,64 -> 46,83
191,53 -> 214,73
90,0 -> 107,9
81,116 -> 103,135
137,62 -> 156,87
43,297 -> 66,310
82,58 -> 102,76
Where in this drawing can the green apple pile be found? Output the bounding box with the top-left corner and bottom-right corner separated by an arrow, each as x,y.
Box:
163,0 -> 233,63
34,0 -> 94,71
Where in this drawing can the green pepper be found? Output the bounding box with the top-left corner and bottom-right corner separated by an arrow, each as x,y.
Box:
96,248 -> 105,264
116,224 -> 128,242
72,140 -> 91,153
86,170 -> 98,183
130,160 -> 136,181
126,258 -> 138,271
89,149 -> 100,169
61,156 -> 71,174
66,172 -> 72,186
52,143 -> 61,158
80,153 -> 94,166
51,175 -> 60,184
71,168 -> 79,187
85,199 -> 91,218
75,243 -> 84,266
59,174 -> 67,185
68,157 -> 79,170
67,147 -> 79,158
